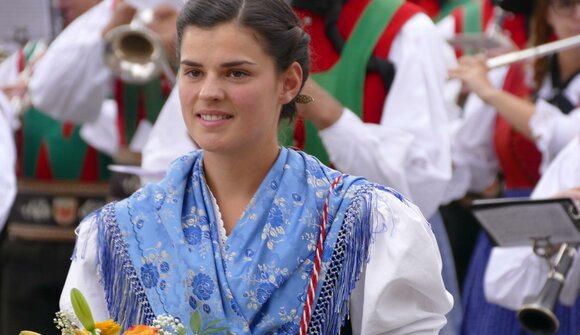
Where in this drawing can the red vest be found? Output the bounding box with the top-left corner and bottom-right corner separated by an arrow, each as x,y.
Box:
292,1 -> 421,151
493,63 -> 541,189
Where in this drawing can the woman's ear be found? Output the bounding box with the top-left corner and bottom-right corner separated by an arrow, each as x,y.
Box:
279,62 -> 303,104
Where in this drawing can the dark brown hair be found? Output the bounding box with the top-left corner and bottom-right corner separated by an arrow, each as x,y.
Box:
176,0 -> 311,120
529,0 -> 553,90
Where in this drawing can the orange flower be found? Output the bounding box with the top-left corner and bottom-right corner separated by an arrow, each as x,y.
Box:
95,320 -> 122,335
122,325 -> 159,335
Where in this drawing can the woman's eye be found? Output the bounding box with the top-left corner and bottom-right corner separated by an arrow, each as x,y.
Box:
228,70 -> 248,78
184,69 -> 202,78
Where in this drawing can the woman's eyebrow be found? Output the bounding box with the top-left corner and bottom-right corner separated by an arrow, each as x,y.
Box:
179,59 -> 257,67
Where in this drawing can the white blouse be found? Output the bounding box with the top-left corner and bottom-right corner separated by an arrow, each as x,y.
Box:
61,187 -> 453,334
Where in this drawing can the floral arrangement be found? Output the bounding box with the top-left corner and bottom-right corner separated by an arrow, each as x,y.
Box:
19,288 -> 228,335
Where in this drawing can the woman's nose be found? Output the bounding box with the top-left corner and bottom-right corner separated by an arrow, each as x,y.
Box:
199,75 -> 225,101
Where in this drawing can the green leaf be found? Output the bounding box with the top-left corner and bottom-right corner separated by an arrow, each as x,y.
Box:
202,327 -> 229,334
190,311 -> 202,335
70,288 -> 96,334
203,319 -> 223,329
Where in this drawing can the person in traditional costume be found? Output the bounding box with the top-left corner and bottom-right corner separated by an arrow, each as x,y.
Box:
139,1 -> 463,331
60,0 -> 453,333
286,1 -> 464,333
27,0 -> 180,199
0,0 -> 118,333
484,134 -> 580,328
447,0 -> 580,333
0,0 -> 124,334
434,0 -> 531,299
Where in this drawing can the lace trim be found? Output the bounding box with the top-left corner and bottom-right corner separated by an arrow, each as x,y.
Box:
208,189 -> 228,247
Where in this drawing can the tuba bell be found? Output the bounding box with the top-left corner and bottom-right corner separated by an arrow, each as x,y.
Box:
103,9 -> 175,85
517,243 -> 577,335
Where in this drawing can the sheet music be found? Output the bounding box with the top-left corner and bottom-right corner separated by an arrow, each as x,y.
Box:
0,0 -> 53,47
473,200 -> 580,247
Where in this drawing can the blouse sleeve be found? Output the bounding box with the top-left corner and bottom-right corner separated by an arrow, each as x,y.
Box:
442,66 -> 509,204
530,101 -> 580,173
28,0 -> 113,124
349,188 -> 453,334
318,14 -> 452,219
0,91 -> 16,231
141,86 -> 197,184
60,212 -> 110,322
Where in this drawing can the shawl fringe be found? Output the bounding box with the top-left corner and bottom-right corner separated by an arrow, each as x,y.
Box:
308,184 -> 375,334
97,203 -> 155,330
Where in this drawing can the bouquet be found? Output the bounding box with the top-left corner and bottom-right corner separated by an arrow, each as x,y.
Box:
20,288 -> 228,335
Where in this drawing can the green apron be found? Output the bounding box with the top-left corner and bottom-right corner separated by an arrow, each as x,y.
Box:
20,41 -> 112,181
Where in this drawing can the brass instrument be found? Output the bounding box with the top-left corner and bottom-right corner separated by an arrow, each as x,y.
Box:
486,34 -> 580,69
517,243 -> 577,334
103,9 -> 175,85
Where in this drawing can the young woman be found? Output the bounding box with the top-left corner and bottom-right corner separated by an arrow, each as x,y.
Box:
447,0 -> 580,333
59,0 -> 452,333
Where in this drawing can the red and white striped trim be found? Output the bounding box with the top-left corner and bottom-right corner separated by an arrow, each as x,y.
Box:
299,174 -> 343,335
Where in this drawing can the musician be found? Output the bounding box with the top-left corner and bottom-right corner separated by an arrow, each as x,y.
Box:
28,0 -> 180,200
485,134 -> 580,312
289,2 -> 464,332
447,0 -> 580,333
0,0 -> 117,332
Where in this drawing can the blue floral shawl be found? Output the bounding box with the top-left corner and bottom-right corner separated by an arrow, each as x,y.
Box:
95,147 -> 378,334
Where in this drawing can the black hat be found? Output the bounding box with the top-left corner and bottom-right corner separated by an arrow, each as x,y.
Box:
494,0 -> 535,15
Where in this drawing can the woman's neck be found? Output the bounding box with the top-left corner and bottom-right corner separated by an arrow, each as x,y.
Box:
557,50 -> 580,83
202,143 -> 280,234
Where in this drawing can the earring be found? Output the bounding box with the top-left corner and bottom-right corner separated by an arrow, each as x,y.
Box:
295,94 -> 314,104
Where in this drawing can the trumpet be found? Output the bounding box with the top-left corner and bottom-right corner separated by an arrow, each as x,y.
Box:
103,9 -> 175,85
517,243 -> 577,335
486,34 -> 580,69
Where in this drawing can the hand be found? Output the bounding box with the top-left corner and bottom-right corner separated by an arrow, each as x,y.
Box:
448,54 -> 497,102
146,4 -> 178,64
552,186 -> 580,211
1,81 -> 27,100
102,0 -> 137,37
296,78 -> 343,130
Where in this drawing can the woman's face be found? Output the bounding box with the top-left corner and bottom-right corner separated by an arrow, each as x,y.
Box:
178,22 -> 300,155
547,0 -> 580,39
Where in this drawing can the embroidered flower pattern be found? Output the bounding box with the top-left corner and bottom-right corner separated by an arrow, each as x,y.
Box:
115,149 -> 366,333
140,263 -> 159,289
184,225 -> 203,245
191,273 -> 215,301
183,213 -> 210,246
262,203 -> 288,250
